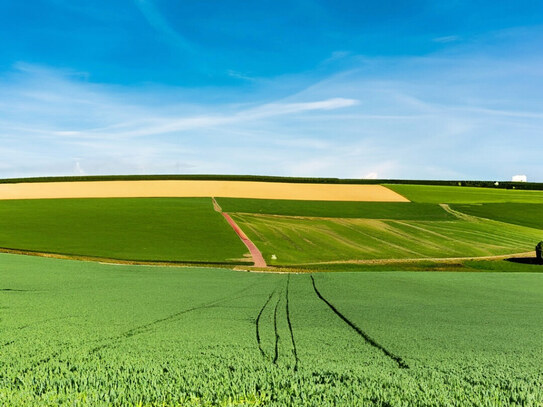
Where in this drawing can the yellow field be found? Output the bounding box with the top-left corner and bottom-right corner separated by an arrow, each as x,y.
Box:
0,180 -> 409,202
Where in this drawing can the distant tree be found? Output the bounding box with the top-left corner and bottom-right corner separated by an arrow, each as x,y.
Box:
536,241 -> 543,264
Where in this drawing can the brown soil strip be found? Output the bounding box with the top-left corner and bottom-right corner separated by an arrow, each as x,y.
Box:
0,180 -> 409,202
221,213 -> 267,267
211,197 -> 222,212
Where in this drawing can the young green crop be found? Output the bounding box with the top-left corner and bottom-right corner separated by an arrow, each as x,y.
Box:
1,253 -> 543,406
452,203 -> 543,230
231,213 -> 542,265
216,198 -> 454,220
386,184 -> 543,203
0,198 -> 248,264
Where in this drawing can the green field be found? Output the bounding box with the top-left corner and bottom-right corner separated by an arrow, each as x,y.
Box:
386,184 -> 543,203
216,198 -> 454,220
1,253 -> 542,406
0,198 -> 248,264
452,203 -> 543,230
231,213 -> 542,265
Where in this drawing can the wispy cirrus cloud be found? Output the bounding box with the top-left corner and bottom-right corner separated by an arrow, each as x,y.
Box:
134,0 -> 195,53
1,32 -> 542,181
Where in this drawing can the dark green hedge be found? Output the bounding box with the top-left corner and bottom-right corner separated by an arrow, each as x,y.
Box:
1,174 -> 542,190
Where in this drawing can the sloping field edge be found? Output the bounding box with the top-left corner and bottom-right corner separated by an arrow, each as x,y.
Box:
0,247 -> 251,268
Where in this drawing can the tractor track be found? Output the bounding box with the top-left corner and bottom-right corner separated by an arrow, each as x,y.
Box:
285,275 -> 299,371
255,288 -> 277,358
272,295 -> 281,364
310,275 -> 409,369
255,279 -> 298,369
89,283 -> 258,354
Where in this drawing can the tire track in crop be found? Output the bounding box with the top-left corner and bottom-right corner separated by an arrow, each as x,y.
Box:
89,282 -> 261,354
285,275 -> 299,371
272,295 -> 281,364
255,288 -> 276,358
310,275 -> 409,369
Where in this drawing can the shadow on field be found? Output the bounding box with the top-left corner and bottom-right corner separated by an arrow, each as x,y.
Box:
506,257 -> 543,265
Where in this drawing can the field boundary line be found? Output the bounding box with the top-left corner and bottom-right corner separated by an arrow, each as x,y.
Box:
310,275 -> 409,369
222,213 -> 267,267
297,251 -> 535,266
0,247 -> 252,268
211,197 -> 222,212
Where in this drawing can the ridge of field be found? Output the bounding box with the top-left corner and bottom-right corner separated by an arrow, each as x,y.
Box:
0,180 -> 408,202
451,203 -> 543,230
386,184 -> 543,203
1,253 -> 542,406
232,213 -> 543,265
217,198 -> 454,220
0,198 -> 248,264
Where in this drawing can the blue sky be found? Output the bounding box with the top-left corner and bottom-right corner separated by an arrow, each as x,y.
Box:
1,0 -> 542,180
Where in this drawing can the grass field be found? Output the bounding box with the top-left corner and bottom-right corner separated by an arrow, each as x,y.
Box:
0,198 -> 248,264
1,253 -> 542,406
216,198 -> 454,220
232,213 -> 542,265
386,184 -> 543,203
452,203 -> 543,230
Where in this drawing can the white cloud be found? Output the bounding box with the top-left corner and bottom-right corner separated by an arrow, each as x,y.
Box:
1,46 -> 542,181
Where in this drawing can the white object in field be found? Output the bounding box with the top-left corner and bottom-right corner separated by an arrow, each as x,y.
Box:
512,175 -> 527,182
271,254 -> 277,260
494,181 -> 499,186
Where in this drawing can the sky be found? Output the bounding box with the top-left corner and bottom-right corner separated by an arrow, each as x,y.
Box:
1,0 -> 542,180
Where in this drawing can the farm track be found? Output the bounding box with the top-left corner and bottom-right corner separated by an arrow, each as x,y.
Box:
255,288 -> 277,358
310,275 -> 409,369
255,279 -> 299,369
221,213 -> 267,267
273,294 -> 281,364
298,251 -> 535,266
13,282 -> 261,375
89,282 -> 260,354
285,275 -> 299,371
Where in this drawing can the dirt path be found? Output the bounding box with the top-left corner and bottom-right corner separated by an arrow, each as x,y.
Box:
297,251 -> 536,266
221,213 -> 267,267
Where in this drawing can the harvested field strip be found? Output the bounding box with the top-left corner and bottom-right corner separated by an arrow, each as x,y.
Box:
232,213 -> 543,264
310,276 -> 408,369
0,180 -> 408,202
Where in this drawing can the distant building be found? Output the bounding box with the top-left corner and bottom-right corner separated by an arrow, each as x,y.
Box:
512,175 -> 527,182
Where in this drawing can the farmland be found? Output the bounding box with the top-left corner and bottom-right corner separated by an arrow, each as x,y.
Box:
1,180 -> 543,405
0,198 -> 248,264
385,184 -> 543,203
216,198 -> 454,220
451,203 -> 543,230
1,253 -> 542,406
231,212 -> 542,265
